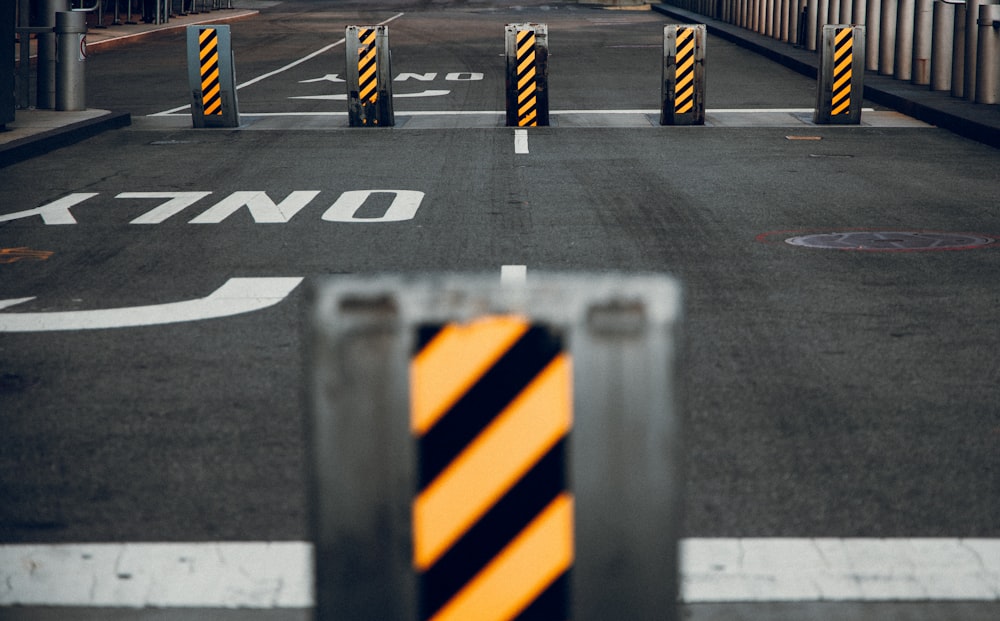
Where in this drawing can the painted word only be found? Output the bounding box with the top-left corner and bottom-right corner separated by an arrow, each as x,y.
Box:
0,190 -> 425,225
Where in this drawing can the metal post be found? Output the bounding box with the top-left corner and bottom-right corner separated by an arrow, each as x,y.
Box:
815,24 -> 866,124
965,0 -> 999,100
38,0 -> 70,109
661,24 -> 706,126
879,0 -> 898,75
953,1 -> 967,95
55,11 -> 86,111
505,23 -> 549,127
896,0 -> 916,79
974,3 -> 1000,102
346,25 -> 394,127
306,273 -> 684,621
186,24 -> 240,128
931,0 -> 957,90
912,0 -> 934,83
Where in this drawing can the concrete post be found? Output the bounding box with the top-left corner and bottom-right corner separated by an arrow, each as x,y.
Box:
931,0 -> 957,90
953,2 -> 967,96
965,0 -> 1000,100
880,0 -> 898,75
912,0 -> 935,83
867,0 -> 882,70
974,3 -> 1000,102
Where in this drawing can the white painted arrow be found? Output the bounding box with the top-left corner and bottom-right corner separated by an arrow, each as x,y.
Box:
0,277 -> 303,332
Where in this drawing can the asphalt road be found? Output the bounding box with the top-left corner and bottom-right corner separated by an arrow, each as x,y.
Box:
1,0 -> 998,570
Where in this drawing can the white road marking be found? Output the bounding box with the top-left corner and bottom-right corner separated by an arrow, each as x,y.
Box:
289,89 -> 451,101
514,129 -> 529,154
501,264 -> 527,285
0,277 -> 303,332
151,12 -> 405,116
1,539 -> 997,606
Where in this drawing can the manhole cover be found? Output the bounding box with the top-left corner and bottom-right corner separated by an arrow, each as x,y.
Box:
784,231 -> 996,251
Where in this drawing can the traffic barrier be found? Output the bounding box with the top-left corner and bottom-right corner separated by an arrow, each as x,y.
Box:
55,11 -> 86,111
661,24 -> 706,126
505,23 -> 549,127
306,273 -> 683,621
975,3 -> 1000,103
186,25 -> 239,128
346,25 -> 394,127
815,24 -> 865,124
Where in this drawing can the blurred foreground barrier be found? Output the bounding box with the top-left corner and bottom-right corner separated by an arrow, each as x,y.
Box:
815,24 -> 866,124
506,23 -> 549,127
346,25 -> 394,127
661,24 -> 706,126
186,24 -> 239,128
306,273 -> 683,621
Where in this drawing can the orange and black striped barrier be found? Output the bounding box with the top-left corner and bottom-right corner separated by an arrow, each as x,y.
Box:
346,25 -> 394,127
186,25 -> 239,128
661,24 -> 706,126
815,25 -> 865,124
505,24 -> 549,127
307,274 -> 683,621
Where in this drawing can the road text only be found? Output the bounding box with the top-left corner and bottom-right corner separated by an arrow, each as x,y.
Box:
0,191 -> 426,225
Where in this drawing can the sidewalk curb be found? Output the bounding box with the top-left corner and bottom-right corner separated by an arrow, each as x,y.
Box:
651,3 -> 1000,148
0,111 -> 131,169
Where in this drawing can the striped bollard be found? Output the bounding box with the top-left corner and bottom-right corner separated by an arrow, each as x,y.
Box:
814,24 -> 866,124
186,25 -> 239,128
505,23 -> 549,127
661,24 -> 706,126
307,273 -> 683,621
346,25 -> 394,127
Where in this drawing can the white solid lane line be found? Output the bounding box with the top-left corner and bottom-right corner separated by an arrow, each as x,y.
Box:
514,129 -> 529,154
2,539 -> 998,607
0,277 -> 303,332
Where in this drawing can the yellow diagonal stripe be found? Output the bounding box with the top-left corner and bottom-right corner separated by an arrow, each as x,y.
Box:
413,354 -> 572,570
517,68 -> 536,90
198,28 -> 215,45
429,493 -> 574,621
834,27 -> 852,46
410,316 -> 530,436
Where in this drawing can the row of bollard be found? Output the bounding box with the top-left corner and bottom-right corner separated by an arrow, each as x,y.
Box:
664,0 -> 1000,104
189,22 -> 861,129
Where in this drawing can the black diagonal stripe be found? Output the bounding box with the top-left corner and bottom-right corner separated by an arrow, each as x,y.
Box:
419,441 -> 566,619
417,325 -> 563,489
199,31 -> 217,53
675,90 -> 693,111
511,571 -> 570,621
415,324 -> 445,354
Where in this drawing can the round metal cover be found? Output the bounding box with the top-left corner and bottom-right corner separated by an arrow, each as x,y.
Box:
784,231 -> 997,252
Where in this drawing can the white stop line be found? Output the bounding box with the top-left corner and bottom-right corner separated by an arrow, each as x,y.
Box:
1,539 -> 998,607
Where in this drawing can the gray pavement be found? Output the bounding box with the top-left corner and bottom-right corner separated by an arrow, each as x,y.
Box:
4,0 -> 999,169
